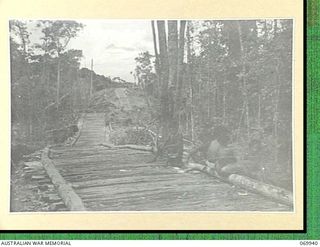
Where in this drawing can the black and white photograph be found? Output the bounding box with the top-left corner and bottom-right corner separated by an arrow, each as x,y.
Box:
10,19 -> 294,212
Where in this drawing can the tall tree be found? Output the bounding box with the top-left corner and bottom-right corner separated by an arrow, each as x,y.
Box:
167,21 -> 178,88
156,20 -> 170,138
186,21 -> 195,140
151,21 -> 160,97
38,21 -> 83,105
134,51 -> 156,94
155,20 -> 187,136
174,20 -> 186,128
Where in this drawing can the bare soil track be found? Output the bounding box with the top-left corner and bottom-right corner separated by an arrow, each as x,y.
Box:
50,111 -> 291,211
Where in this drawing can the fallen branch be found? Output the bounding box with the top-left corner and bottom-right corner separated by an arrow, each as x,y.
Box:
145,128 -> 195,145
44,92 -> 71,111
99,143 -> 153,152
99,142 -> 192,153
185,161 -> 293,207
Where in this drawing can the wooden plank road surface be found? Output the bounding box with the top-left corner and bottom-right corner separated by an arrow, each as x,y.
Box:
75,113 -> 106,147
50,113 -> 291,211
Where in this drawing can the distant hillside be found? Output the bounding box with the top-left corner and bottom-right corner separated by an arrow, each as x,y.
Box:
79,68 -> 134,92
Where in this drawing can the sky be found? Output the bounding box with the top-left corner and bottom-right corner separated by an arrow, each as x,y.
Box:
27,20 -> 154,82
72,20 -> 154,82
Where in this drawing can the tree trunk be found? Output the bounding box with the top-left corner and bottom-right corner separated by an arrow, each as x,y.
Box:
264,20 -> 268,39
167,21 -> 178,88
258,81 -> 261,128
175,20 -> 186,128
207,63 -> 210,121
274,59 -> 282,164
222,81 -> 226,124
225,21 -> 247,137
237,21 -> 250,139
151,20 -> 161,97
90,58 -> 93,99
225,21 -> 242,61
186,22 -> 195,141
56,58 -> 61,106
274,19 -> 278,38
157,20 -> 170,139
167,21 -> 179,131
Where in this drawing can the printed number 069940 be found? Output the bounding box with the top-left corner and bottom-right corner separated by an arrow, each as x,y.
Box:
300,241 -> 319,246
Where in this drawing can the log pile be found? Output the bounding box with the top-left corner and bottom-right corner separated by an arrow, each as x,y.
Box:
22,161 -> 67,211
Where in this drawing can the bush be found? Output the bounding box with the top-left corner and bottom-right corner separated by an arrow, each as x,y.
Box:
109,129 -> 128,145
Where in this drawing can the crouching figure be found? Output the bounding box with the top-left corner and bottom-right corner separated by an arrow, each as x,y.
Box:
187,125 -> 265,180
187,125 -> 245,178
